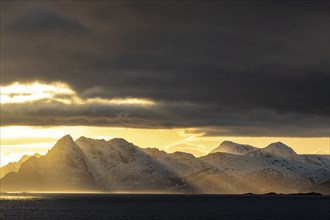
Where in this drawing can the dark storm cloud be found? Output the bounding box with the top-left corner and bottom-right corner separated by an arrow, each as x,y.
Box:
1,101 -> 328,137
1,1 -> 329,137
9,8 -> 88,32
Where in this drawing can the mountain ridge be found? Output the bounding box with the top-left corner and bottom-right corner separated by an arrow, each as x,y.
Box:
1,135 -> 329,194
0,153 -> 41,179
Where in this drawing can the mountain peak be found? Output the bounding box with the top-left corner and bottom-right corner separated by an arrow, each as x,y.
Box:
211,141 -> 256,155
222,140 -> 235,145
264,142 -> 297,157
59,134 -> 74,141
33,153 -> 41,157
19,154 -> 33,162
49,134 -> 77,153
108,138 -> 130,145
76,136 -> 90,142
270,141 -> 286,146
53,134 -> 74,146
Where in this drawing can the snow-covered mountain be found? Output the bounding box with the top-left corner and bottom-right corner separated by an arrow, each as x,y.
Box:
210,141 -> 257,155
263,142 -> 297,159
1,135 -> 329,194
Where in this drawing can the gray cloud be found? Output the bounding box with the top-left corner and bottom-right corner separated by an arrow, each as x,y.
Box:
1,1 -> 329,137
9,8 -> 88,33
1,101 -> 328,137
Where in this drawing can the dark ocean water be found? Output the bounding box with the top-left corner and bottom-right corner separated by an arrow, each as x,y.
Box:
0,193 -> 329,220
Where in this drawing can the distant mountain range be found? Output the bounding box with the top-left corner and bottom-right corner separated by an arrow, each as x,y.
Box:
1,135 -> 329,194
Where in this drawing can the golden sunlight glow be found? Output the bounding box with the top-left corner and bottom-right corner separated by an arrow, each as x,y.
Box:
0,195 -> 44,200
0,82 -> 74,104
84,97 -> 155,105
0,126 -> 329,166
0,81 -> 155,106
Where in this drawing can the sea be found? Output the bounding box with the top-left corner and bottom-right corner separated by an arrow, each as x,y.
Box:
0,193 -> 329,220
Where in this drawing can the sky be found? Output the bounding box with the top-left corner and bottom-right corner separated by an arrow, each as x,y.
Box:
0,1 -> 329,165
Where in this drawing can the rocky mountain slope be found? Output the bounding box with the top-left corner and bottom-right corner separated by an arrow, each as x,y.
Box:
1,135 -> 329,194
0,153 -> 41,178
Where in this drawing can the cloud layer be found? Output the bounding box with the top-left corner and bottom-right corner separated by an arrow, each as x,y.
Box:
1,1 -> 329,137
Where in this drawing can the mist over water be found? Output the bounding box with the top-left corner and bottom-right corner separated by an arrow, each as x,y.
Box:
1,193 -> 329,220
